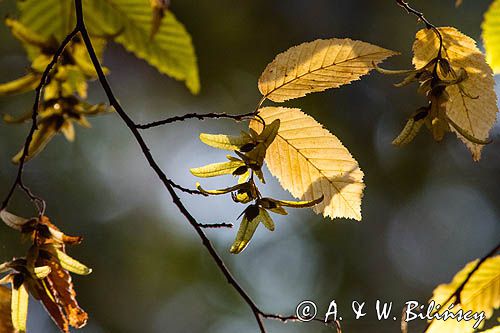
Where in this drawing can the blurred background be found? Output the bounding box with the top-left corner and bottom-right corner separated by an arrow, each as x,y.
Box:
1,0 -> 499,332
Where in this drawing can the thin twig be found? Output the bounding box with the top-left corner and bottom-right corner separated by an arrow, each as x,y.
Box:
422,241 -> 500,332
395,0 -> 444,57
168,181 -> 205,195
197,222 -> 233,229
136,111 -> 256,129
1,28 -> 80,216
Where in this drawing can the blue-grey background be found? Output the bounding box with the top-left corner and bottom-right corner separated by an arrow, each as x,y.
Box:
0,1 -> 499,332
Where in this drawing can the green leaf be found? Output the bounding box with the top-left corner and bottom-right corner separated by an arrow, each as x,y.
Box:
190,161 -> 245,178
83,0 -> 200,93
17,0 -> 76,60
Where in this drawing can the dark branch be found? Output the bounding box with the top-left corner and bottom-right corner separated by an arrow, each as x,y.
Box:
74,1 -> 270,331
1,28 -> 80,215
423,241 -> 500,332
197,222 -> 234,229
136,111 -> 256,129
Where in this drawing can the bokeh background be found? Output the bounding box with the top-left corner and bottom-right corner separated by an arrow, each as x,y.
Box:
1,1 -> 499,332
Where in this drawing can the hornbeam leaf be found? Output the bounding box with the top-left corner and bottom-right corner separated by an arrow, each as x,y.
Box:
250,107 -> 365,221
426,255 -> 500,333
11,283 -> 29,333
482,0 -> 500,73
413,27 -> 499,161
83,0 -> 199,94
190,161 -> 245,178
258,38 -> 397,102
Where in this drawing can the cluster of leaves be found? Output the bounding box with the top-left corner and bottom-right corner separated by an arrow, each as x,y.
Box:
0,0 -> 199,162
377,27 -> 498,161
190,38 -> 397,253
0,19 -> 111,162
191,119 -> 324,253
0,211 -> 92,333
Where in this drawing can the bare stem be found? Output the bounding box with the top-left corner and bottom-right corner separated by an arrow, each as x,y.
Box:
1,28 -> 80,215
136,111 -> 256,129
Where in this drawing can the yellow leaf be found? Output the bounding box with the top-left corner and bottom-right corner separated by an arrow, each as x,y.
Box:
250,107 -> 365,221
190,160 -> 245,178
11,283 -> 29,333
426,255 -> 500,333
258,38 -> 397,102
482,0 -> 500,73
413,27 -> 499,161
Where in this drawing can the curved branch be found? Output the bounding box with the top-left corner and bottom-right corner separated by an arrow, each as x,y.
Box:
136,111 -> 256,129
423,241 -> 500,332
1,28 -> 80,215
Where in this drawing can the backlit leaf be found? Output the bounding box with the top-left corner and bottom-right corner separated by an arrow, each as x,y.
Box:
83,0 -> 199,94
413,27 -> 499,161
482,0 -> 500,73
426,255 -> 500,333
250,107 -> 365,220
258,38 -> 397,102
